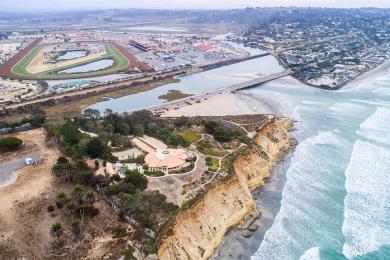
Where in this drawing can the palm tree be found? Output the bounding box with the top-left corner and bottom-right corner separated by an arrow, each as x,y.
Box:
71,219 -> 81,234
64,200 -> 77,217
72,185 -> 84,204
85,191 -> 96,207
55,191 -> 68,208
50,222 -> 63,237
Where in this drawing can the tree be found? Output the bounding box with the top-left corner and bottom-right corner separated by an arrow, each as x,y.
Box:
71,219 -> 81,234
86,138 -> 103,159
203,120 -> 234,143
50,222 -> 63,237
83,108 -> 100,118
27,106 -> 46,127
94,160 -> 99,170
124,169 -> 148,191
135,154 -> 145,164
174,116 -> 191,128
105,124 -> 114,134
120,123 -> 130,136
30,109 -> 46,127
85,191 -> 96,207
132,124 -> 144,137
65,200 -> 77,217
104,108 -> 113,116
72,185 -> 84,204
56,191 -> 68,208
57,156 -> 69,164
60,121 -> 80,145
111,173 -> 121,182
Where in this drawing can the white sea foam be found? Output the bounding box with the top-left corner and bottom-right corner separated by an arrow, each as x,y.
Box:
373,87 -> 390,97
252,131 -> 350,260
327,102 -> 367,120
342,140 -> 390,258
299,247 -> 321,260
357,106 -> 390,146
302,100 -> 322,105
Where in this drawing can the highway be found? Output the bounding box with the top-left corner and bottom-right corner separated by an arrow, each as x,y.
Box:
148,70 -> 292,112
227,70 -> 292,91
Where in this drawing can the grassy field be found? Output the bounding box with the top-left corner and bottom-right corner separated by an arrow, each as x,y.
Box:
11,43 -> 131,80
179,131 -> 201,144
205,156 -> 219,172
158,90 -> 193,102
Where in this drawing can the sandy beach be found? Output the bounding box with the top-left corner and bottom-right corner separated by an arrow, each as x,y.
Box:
157,84 -> 295,259
160,89 -> 285,118
212,151 -> 294,260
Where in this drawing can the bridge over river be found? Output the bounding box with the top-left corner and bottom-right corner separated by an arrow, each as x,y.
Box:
148,70 -> 293,112
227,70 -> 292,92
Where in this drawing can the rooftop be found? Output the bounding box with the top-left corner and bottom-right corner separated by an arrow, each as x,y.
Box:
145,148 -> 188,169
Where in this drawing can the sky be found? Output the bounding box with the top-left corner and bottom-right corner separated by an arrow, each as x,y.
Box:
2,0 -> 390,11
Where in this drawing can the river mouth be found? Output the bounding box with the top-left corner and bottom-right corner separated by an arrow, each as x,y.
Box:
86,55 -> 284,113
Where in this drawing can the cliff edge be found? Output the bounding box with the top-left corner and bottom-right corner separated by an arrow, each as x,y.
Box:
157,117 -> 293,260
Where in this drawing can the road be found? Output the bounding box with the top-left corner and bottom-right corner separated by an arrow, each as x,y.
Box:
148,71 -> 292,112
0,152 -> 40,188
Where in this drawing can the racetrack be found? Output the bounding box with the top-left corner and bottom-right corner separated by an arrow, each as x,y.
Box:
0,40 -> 151,80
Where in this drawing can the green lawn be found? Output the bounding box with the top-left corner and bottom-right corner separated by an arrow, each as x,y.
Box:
11,43 -> 131,80
205,156 -> 219,172
179,131 -> 201,144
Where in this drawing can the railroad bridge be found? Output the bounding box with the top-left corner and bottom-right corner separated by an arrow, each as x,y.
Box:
227,70 -> 292,92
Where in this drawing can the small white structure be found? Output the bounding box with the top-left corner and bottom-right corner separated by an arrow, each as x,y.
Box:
25,158 -> 34,165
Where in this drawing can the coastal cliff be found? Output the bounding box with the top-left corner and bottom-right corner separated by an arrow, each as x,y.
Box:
157,117 -> 293,260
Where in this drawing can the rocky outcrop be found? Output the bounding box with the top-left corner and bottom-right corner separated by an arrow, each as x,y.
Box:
157,118 -> 293,260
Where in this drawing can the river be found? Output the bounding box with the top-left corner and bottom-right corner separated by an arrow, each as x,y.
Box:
87,55 -> 282,112
86,52 -> 390,259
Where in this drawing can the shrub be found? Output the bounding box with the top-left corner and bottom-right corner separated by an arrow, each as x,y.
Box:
124,169 -> 148,191
56,191 -> 68,209
112,226 -> 128,238
47,205 -> 55,212
122,247 -> 136,260
50,222 -> 63,237
56,156 -> 69,164
60,121 -> 80,145
86,138 -> 104,159
0,137 -> 23,152
205,156 -> 219,172
71,219 -> 81,234
111,174 -> 121,182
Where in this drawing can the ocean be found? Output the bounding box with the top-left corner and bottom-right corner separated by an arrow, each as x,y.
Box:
250,63 -> 390,259
86,49 -> 390,259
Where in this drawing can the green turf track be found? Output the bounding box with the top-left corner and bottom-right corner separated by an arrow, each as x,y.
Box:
11,43 -> 130,80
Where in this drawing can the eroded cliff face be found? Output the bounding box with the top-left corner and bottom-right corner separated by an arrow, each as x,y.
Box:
235,118 -> 293,190
158,118 -> 293,260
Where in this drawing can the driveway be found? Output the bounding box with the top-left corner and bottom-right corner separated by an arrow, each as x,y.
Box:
0,152 -> 40,188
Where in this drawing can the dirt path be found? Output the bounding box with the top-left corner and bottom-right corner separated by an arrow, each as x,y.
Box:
0,128 -> 60,259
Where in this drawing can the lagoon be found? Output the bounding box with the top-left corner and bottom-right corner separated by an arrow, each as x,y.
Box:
58,59 -> 114,74
57,50 -> 87,61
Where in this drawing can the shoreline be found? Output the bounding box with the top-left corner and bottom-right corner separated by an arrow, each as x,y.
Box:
212,146 -> 294,259
156,87 -> 296,259
157,117 -> 293,260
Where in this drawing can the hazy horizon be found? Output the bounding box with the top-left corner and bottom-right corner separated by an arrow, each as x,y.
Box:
2,0 -> 390,12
